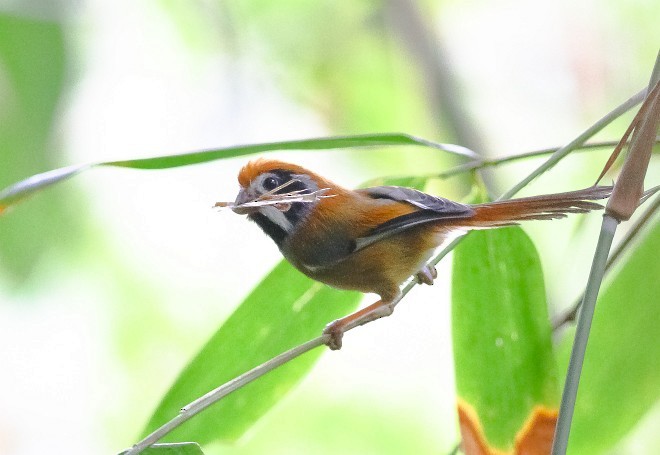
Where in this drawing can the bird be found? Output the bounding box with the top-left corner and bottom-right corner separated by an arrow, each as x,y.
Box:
230,158 -> 612,350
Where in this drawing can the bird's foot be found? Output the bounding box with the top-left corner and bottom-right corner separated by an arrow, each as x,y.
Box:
322,320 -> 345,351
415,264 -> 437,285
322,299 -> 395,350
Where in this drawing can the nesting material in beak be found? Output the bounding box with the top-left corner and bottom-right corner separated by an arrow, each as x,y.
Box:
214,188 -> 334,214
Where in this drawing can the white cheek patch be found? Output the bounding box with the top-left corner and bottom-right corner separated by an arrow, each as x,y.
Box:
261,206 -> 294,233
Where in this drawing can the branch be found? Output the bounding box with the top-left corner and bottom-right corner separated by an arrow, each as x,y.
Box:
552,71 -> 660,453
367,139 -> 659,184
123,235 -> 461,454
552,192 -> 660,331
124,338 -> 325,455
499,88 -> 647,200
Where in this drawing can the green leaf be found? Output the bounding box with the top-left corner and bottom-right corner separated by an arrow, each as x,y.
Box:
557,219 -> 660,455
0,164 -> 90,209
143,260 -> 360,444
103,134 -> 475,169
452,227 -> 558,451
0,133 -> 474,213
119,442 -> 204,454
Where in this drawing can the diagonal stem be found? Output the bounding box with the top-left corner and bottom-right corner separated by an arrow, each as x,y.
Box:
552,193 -> 660,330
552,56 -> 660,454
551,215 -> 618,454
123,234 -> 464,454
499,89 -> 646,200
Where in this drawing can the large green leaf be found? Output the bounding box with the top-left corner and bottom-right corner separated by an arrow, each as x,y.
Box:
143,260 -> 360,444
557,219 -> 660,454
104,134 -> 474,169
0,133 -> 473,212
452,227 -> 558,452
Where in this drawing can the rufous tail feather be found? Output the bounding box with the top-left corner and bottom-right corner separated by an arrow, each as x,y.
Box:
465,186 -> 613,228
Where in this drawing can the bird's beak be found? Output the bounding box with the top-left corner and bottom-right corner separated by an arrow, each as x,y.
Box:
232,188 -> 258,215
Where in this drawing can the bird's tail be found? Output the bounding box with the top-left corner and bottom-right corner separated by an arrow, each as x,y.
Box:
463,186 -> 613,228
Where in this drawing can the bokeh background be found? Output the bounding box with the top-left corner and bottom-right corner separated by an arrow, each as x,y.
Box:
0,1 -> 658,454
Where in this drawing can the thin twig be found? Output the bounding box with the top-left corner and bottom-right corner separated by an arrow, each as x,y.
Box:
214,188 -> 334,210
438,141 -> 626,180
486,140 -> 656,168
649,49 -> 660,89
552,59 -> 660,454
124,234 -> 464,455
552,216 -> 619,454
124,338 -> 324,454
499,88 -> 647,200
552,193 -> 660,330
365,139 -> 659,184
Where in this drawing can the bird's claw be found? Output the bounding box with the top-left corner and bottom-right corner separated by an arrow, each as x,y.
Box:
322,320 -> 345,350
415,264 -> 437,285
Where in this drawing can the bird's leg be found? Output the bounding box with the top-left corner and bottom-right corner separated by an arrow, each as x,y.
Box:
322,298 -> 397,350
414,264 -> 437,286
323,265 -> 437,350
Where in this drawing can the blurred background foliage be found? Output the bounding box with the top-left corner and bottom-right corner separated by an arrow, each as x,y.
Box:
0,1 -> 658,454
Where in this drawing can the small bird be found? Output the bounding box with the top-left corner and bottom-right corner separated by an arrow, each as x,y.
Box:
231,158 -> 611,349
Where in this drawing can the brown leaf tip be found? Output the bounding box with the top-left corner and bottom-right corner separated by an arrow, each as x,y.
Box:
457,399 -> 558,455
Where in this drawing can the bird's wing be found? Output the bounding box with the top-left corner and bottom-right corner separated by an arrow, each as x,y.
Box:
353,186 -> 474,251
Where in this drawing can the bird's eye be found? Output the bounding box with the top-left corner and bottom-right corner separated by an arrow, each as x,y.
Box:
262,175 -> 280,191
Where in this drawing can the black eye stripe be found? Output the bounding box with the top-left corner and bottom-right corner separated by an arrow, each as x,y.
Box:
267,170 -> 308,194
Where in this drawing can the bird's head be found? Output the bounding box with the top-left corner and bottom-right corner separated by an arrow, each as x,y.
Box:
233,159 -> 342,245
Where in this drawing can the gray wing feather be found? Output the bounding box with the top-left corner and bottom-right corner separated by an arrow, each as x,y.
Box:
364,186 -> 472,214
353,186 -> 474,252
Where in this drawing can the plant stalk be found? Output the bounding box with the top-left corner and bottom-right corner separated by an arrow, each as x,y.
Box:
124,337 -> 326,455
551,215 -> 619,454
499,89 -> 646,200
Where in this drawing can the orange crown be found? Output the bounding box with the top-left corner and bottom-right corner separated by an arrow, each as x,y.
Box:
238,159 -> 334,188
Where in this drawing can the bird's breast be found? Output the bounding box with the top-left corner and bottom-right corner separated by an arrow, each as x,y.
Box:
283,222 -> 446,299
